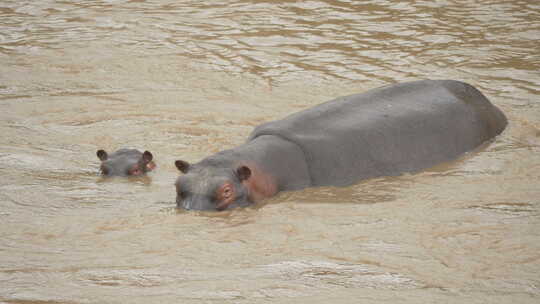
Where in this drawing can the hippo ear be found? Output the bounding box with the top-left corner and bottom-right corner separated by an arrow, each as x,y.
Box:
97,150 -> 108,161
142,151 -> 153,162
175,160 -> 190,173
236,166 -> 251,181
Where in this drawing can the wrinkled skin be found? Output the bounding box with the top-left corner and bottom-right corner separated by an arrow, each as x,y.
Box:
97,148 -> 156,177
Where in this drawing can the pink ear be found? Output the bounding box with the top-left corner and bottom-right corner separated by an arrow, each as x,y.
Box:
236,166 -> 251,181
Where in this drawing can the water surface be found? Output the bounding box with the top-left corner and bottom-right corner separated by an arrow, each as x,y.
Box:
1,0 -> 539,303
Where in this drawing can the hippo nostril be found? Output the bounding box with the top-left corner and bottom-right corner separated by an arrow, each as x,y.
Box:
101,167 -> 110,175
178,200 -> 192,210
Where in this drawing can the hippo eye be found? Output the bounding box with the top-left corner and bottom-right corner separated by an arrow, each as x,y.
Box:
223,188 -> 232,198
129,165 -> 142,176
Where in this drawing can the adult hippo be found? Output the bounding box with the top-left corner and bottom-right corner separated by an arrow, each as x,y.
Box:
97,148 -> 156,177
174,80 -> 507,211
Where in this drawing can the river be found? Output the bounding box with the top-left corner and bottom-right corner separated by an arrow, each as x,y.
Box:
1,0 -> 539,303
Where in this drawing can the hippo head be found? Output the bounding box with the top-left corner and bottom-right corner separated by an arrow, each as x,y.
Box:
97,149 -> 156,177
174,160 -> 252,211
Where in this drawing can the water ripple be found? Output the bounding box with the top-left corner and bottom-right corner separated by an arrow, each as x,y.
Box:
1,0 -> 538,87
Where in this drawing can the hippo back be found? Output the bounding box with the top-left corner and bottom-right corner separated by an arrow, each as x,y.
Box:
248,80 -> 507,187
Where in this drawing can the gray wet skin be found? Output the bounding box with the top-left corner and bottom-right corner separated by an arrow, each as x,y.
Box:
174,80 -> 507,211
97,149 -> 156,177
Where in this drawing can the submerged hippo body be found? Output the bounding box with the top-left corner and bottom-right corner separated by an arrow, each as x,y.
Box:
97,148 -> 156,177
175,80 -> 507,211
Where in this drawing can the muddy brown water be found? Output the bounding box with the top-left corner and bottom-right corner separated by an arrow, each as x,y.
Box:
1,0 -> 539,303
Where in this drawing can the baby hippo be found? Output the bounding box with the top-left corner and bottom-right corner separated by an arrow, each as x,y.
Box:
97,148 -> 156,177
